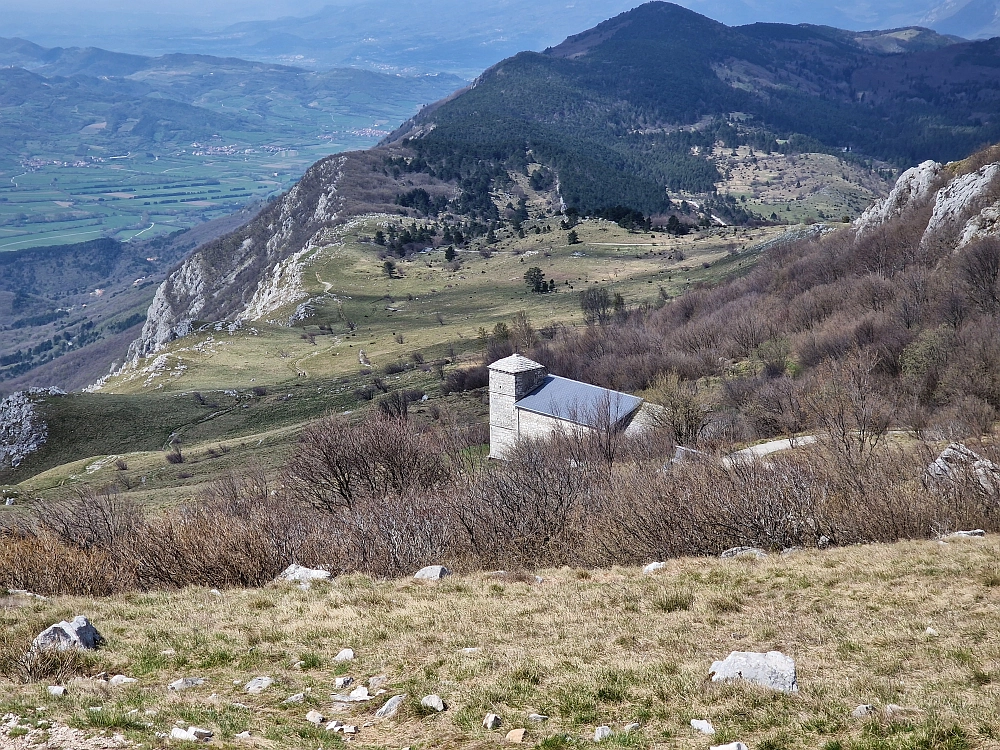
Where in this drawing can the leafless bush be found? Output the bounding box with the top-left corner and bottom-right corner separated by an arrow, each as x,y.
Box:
282,413 -> 448,512
0,625 -> 94,683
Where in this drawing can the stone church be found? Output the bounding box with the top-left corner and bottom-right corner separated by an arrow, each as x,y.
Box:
488,354 -> 646,458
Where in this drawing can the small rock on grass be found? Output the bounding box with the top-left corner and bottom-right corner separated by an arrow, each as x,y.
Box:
711,744 -> 748,750
505,728 -> 526,743
374,694 -> 406,718
483,713 -> 502,730
528,713 -> 548,722
168,677 -> 205,691
414,565 -> 452,580
709,651 -> 798,693
284,693 -> 305,704
335,676 -> 354,689
594,726 -> 612,742
642,562 -> 666,574
851,704 -> 874,718
306,710 -> 325,725
691,719 -> 715,735
421,694 -> 445,712
244,676 -> 273,694
624,723 -> 641,732
720,546 -> 767,559
334,648 -> 354,662
33,616 -> 104,651
46,686 -> 66,696
109,675 -> 136,687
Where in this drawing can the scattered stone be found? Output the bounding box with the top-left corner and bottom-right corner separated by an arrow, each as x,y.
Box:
709,651 -> 798,693
292,660 -> 305,669
161,648 -> 176,656
168,677 -> 205,691
594,725 -> 612,742
306,710 -> 325,725
460,647 -> 481,654
46,686 -> 66,696
275,564 -> 331,589
691,719 -> 716,735
368,675 -> 388,690
506,728 -> 526,743
170,726 -> 212,742
325,720 -> 356,733
851,704 -> 874,718
6,589 -> 46,600
244,676 -> 273,694
642,562 -> 666,574
483,713 -> 502,730
780,547 -> 802,556
947,529 -> 986,538
235,731 -> 253,740
375,694 -> 406,718
421,694 -> 445,712
284,693 -> 305,704
209,589 -> 222,596
624,723 -> 641,732
720,547 -> 767,559
32,616 -> 104,651
925,626 -> 939,636
109,675 -> 136,687
334,648 -> 354,662
335,677 -> 354,689
711,744 -> 748,750
414,565 -> 452,580
528,713 -> 548,722
332,686 -> 371,702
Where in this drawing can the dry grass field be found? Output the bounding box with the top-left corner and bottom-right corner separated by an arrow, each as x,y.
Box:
2,536 -> 998,750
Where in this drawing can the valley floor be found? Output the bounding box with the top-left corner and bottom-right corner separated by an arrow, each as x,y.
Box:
1,536 -> 998,749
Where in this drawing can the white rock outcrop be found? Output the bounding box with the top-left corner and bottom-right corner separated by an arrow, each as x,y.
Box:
709,651 -> 798,693
927,443 -> 1000,495
33,616 -> 104,651
414,565 -> 452,580
274,564 -> 330,589
0,388 -> 61,470
855,160 -> 943,236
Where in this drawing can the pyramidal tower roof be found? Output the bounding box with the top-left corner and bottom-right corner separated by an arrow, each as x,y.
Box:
488,354 -> 545,374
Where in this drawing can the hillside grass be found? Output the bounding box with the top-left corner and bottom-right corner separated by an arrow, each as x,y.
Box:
101,217 -> 789,397
1,537 -> 998,749
1,367 -> 473,503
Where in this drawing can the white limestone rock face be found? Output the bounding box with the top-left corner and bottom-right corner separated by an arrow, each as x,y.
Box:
33,616 -> 104,651
855,160 -> 943,237
927,443 -> 1000,495
924,163 -> 1000,243
709,651 -> 798,693
0,388 -> 61,470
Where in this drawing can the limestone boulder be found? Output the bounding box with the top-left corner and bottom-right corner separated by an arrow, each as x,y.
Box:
709,651 -> 798,693
414,565 -> 452,580
33,616 -> 104,651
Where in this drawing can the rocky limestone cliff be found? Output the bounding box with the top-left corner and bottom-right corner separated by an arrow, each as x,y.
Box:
126,155 -> 348,361
856,153 -> 1000,249
0,388 -> 63,470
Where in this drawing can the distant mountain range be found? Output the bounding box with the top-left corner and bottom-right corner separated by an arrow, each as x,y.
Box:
121,1 -> 1000,361
4,1 -> 1000,79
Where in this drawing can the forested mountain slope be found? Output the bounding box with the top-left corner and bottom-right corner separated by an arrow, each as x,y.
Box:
35,2 -> 1000,378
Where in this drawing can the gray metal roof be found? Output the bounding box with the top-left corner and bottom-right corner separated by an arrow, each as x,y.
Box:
514,375 -> 643,428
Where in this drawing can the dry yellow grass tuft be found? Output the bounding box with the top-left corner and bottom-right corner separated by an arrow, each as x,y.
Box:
2,537 -> 999,749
